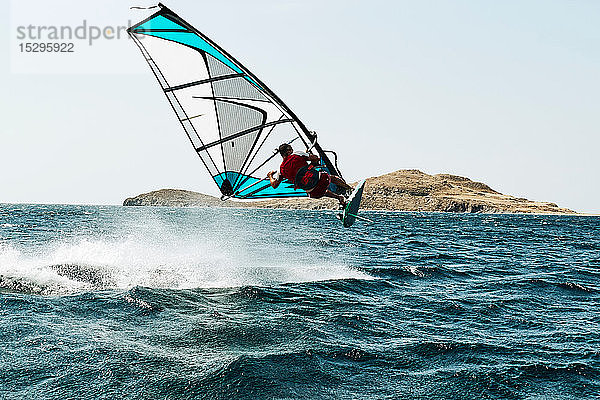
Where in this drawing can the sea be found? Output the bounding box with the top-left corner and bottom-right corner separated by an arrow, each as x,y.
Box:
0,204 -> 598,399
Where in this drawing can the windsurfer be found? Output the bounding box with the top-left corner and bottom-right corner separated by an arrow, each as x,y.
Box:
267,143 -> 352,206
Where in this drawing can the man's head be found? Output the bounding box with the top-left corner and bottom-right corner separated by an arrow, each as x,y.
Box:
278,143 -> 293,158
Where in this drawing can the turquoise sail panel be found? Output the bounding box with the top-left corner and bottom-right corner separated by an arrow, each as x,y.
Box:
133,15 -> 187,31
214,172 -> 308,199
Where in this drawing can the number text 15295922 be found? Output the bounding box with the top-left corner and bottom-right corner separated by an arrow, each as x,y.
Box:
19,43 -> 75,53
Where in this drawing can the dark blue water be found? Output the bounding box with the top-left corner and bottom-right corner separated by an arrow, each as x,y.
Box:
1,204 -> 599,399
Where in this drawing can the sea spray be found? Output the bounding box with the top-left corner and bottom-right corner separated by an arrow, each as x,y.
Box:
0,206 -> 368,294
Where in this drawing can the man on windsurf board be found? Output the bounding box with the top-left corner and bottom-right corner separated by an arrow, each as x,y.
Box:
267,143 -> 352,206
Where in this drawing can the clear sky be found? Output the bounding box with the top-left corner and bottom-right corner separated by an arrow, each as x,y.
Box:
1,0 -> 598,213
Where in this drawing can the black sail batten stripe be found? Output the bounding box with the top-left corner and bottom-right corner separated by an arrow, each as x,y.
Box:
129,32 -> 222,182
195,120 -> 293,152
192,96 -> 270,104
193,97 -> 269,118
164,73 -> 244,93
131,29 -> 190,33
152,4 -> 343,178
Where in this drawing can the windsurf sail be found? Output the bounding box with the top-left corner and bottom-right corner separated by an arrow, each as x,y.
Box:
127,3 -> 343,200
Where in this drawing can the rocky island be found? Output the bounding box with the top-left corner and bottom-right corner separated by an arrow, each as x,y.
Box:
123,169 -> 576,214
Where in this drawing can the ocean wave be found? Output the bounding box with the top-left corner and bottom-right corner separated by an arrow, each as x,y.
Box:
0,238 -> 371,296
528,278 -> 596,293
517,362 -> 599,379
573,242 -> 599,251
369,265 -> 473,280
556,281 -> 596,293
0,274 -> 74,296
193,351 -> 344,399
408,341 -> 512,358
405,239 -> 431,248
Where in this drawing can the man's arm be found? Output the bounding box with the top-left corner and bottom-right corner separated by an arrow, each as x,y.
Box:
294,150 -> 320,165
307,154 -> 320,164
267,171 -> 282,188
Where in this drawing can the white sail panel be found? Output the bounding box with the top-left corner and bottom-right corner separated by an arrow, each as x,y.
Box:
133,33 -> 211,87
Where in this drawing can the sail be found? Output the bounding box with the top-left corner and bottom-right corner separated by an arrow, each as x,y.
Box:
127,3 -> 341,199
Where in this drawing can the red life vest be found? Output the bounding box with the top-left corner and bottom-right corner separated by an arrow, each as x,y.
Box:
280,152 -> 320,190
280,153 -> 309,183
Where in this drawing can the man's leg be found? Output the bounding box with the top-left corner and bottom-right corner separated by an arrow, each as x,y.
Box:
323,190 -> 346,206
330,175 -> 353,191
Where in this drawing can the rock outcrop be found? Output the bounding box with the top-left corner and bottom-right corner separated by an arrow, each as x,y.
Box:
123,189 -> 238,208
123,170 -> 576,214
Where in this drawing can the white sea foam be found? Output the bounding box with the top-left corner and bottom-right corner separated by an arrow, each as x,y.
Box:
405,265 -> 426,277
0,228 -> 370,295
0,243 -> 86,294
